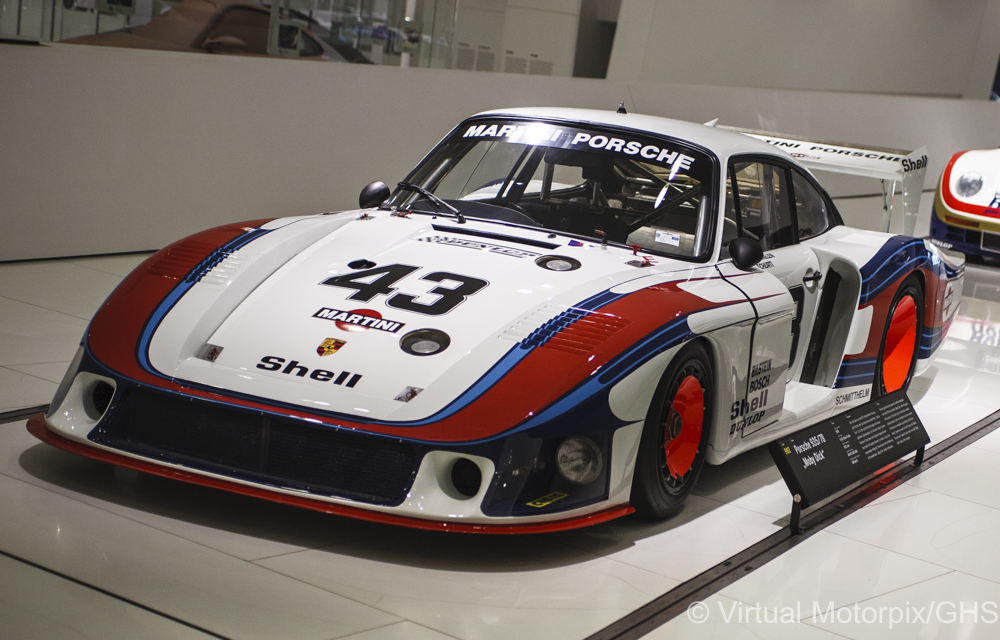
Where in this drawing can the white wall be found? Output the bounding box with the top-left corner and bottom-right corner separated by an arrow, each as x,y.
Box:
608,0 -> 1000,99
0,41 -> 618,261
452,0 -> 580,76
2,40 -> 1000,261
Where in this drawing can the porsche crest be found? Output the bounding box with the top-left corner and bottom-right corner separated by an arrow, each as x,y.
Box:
316,338 -> 346,357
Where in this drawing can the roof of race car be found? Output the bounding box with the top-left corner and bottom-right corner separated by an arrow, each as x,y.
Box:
474,107 -> 788,163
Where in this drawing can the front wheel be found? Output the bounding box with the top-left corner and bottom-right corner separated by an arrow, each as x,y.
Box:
874,275 -> 923,397
631,342 -> 713,518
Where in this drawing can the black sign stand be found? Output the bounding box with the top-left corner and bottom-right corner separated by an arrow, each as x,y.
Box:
789,496 -> 803,535
769,390 -> 929,534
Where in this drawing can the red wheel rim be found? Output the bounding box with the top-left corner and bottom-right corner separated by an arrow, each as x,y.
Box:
882,295 -> 917,393
664,375 -> 704,478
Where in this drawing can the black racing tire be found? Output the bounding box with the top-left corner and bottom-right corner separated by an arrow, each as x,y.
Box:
873,275 -> 924,398
631,341 -> 713,518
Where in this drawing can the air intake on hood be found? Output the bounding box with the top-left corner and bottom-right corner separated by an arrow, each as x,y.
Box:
543,313 -> 628,355
147,240 -> 219,279
517,308 -> 628,356
146,239 -> 240,284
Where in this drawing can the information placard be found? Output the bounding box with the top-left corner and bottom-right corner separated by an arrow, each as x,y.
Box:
768,390 -> 929,509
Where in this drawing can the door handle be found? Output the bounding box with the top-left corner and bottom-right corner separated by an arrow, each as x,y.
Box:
802,272 -> 822,284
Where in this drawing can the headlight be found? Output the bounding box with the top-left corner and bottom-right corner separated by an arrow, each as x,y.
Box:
399,329 -> 450,356
555,436 -> 604,484
956,172 -> 983,197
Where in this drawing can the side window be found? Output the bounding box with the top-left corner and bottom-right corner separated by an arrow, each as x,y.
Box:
791,170 -> 832,240
732,161 -> 795,250
204,9 -> 270,55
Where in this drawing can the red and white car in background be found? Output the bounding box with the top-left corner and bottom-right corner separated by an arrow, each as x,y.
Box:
930,147 -> 1000,259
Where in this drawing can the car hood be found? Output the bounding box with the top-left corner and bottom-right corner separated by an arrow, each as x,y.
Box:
148,213 -> 701,422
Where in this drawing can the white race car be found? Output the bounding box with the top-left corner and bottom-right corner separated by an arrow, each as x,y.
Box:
29,107 -> 964,533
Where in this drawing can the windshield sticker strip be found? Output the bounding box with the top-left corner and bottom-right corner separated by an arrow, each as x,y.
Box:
461,122 -> 697,176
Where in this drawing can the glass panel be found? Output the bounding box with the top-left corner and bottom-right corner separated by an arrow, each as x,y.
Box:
204,8 -> 269,54
300,31 -> 323,57
14,0 -> 579,74
791,169 -> 832,240
385,119 -> 717,261
433,140 -> 531,200
733,161 -> 794,250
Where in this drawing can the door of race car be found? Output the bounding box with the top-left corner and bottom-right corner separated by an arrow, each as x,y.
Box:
721,158 -> 835,437
728,160 -> 827,382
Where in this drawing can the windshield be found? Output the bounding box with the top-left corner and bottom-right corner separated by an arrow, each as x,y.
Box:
385,118 -> 718,261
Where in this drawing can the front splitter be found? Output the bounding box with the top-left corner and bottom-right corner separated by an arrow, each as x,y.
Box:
26,414 -> 634,534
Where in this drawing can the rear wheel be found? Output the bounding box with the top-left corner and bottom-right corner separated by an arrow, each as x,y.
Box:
631,342 -> 713,518
874,276 -> 923,397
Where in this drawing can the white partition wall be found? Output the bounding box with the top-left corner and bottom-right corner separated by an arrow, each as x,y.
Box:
2,38 -> 1000,260
608,0 -> 1000,100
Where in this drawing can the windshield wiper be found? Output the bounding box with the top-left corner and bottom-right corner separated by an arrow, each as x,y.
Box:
396,182 -> 465,222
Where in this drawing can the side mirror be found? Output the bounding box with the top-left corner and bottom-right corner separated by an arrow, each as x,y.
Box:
203,36 -> 248,53
359,181 -> 390,209
729,237 -> 764,271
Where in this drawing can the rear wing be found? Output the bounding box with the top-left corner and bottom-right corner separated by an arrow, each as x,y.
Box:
719,126 -> 928,236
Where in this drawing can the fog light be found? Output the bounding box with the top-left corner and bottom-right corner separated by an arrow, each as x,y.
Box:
450,458 -> 482,498
400,329 -> 450,356
555,436 -> 603,485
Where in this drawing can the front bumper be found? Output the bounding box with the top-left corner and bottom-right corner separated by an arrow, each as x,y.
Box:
32,349 -> 639,533
931,202 -> 1000,258
27,415 -> 632,533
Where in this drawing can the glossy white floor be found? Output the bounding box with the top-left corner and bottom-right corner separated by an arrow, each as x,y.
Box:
2,255 -> 1000,640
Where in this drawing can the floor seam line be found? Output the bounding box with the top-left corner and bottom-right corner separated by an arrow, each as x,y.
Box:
323,619 -> 411,640
1,473 -> 407,630
11,424 -> 447,615
0,293 -> 93,321
1,364 -> 61,386
0,547 -> 234,640
0,469 -> 302,570
249,561 -> 415,618
820,529 -> 956,573
910,483 -> 1000,515
65,261 -> 145,277
849,568 -> 962,608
